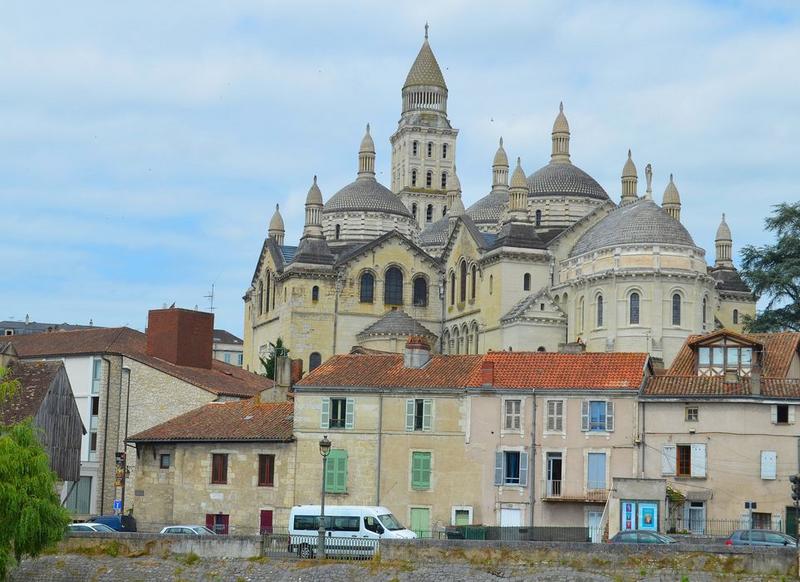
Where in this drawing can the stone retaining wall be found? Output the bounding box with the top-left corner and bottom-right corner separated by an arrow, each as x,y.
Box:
61,532 -> 262,559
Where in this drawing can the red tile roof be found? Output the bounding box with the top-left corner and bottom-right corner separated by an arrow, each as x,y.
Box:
296,351 -> 649,391
6,327 -> 271,398
644,377 -> 800,399
0,361 -> 64,425
127,399 -> 293,442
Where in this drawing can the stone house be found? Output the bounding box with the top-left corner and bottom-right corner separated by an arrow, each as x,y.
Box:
640,329 -> 800,534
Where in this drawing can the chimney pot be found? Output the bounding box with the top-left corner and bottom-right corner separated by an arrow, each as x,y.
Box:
404,335 -> 431,369
481,360 -> 495,387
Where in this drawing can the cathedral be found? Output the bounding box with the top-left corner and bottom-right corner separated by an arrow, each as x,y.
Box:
242,29 -> 754,373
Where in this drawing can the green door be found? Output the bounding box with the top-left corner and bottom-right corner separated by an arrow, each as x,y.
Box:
786,506 -> 799,538
410,507 -> 430,538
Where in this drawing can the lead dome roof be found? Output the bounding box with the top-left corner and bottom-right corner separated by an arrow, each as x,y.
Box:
465,189 -> 509,225
323,177 -> 412,218
527,162 -> 609,201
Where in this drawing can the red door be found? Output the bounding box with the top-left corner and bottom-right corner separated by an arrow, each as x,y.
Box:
206,513 -> 230,534
260,510 -> 273,534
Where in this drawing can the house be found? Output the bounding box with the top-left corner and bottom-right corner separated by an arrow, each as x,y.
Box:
640,329 -> 800,535
212,329 -> 244,367
6,307 -> 273,519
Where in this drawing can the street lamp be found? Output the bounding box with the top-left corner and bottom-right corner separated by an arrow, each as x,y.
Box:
318,435 -> 332,559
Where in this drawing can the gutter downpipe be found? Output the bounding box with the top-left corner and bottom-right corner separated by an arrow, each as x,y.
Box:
376,393 -> 383,505
100,355 -> 113,516
530,388 -> 536,527
121,366 -> 132,511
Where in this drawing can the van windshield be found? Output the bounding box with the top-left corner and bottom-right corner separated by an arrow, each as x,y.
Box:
378,514 -> 404,531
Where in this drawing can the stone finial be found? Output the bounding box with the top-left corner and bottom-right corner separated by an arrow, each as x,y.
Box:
424,22 -> 429,40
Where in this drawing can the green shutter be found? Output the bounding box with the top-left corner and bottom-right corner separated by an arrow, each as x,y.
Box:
411,452 -> 431,490
325,449 -> 348,493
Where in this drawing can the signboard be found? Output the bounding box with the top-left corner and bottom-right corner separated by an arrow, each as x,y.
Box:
113,499 -> 122,511
114,452 -> 126,487
638,503 -> 658,531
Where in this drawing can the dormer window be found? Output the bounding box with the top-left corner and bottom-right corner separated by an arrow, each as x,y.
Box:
697,337 -> 755,377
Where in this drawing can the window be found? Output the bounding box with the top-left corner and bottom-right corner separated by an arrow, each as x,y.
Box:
459,261 -> 467,302
384,267 -> 404,305
206,513 -> 229,535
760,450 -> 777,480
91,396 -> 99,416
266,271 -> 271,313
321,397 -> 354,430
774,404 -> 792,424
309,352 -> 322,372
90,432 -> 98,456
697,341 -> 754,377
64,476 -> 92,514
523,273 -> 531,291
672,293 -> 681,326
412,277 -> 428,307
596,295 -> 604,327
426,171 -> 432,188
159,454 -> 171,469
494,451 -> 529,486
311,286 -> 319,302
582,400 -> 614,432
535,209 -> 542,226
702,297 -> 707,324
546,400 -> 563,432
578,297 -> 585,333
211,454 -> 228,484
685,406 -> 698,422
412,141 -> 418,156
411,169 -> 417,187
677,445 -> 691,477
504,399 -> 521,430
412,202 -> 417,218
325,449 -> 348,493
442,206 -> 447,216
587,452 -> 607,490
91,358 -> 102,395
489,275 -> 493,295
427,142 -> 433,157
237,353 -> 243,366
360,272 -> 374,303
258,454 -> 275,487
450,272 -> 456,305
258,282 -> 264,315
661,443 -> 706,478
411,452 -> 432,490
406,399 -> 432,431
440,172 -> 447,189
331,398 -> 345,429
471,266 -> 477,300
224,352 -> 231,364
629,292 -> 640,325
442,143 -> 448,159
335,224 -> 341,240
733,309 -> 739,324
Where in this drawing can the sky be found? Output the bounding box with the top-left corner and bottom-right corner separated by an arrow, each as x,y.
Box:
1,0 -> 798,335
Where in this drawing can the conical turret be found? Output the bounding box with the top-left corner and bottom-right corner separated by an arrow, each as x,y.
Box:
620,149 -> 638,205
357,123 -> 376,178
662,173 -> 682,222
715,213 -> 734,268
268,204 -> 285,246
551,102 -> 571,164
303,176 -> 324,239
492,137 -> 509,189
508,157 -> 529,218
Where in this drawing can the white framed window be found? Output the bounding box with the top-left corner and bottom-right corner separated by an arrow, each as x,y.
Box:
451,506 -> 472,526
503,399 -> 522,431
545,400 -> 564,433
581,400 -> 614,432
405,399 -> 433,432
320,397 -> 354,430
494,450 -> 529,487
772,404 -> 795,425
761,451 -> 777,480
661,443 -> 706,478
685,405 -> 699,422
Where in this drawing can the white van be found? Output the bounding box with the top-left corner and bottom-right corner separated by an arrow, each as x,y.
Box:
288,505 -> 416,558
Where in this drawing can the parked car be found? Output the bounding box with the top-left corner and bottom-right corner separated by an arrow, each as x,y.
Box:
87,514 -> 137,532
67,523 -> 116,533
609,530 -> 677,544
160,525 -> 216,536
725,530 -> 796,547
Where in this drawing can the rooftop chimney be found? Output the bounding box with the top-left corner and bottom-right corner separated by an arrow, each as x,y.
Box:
481,360 -> 495,387
146,307 -> 213,369
559,341 -> 586,354
404,336 -> 431,369
259,355 -> 297,404
751,362 -> 762,396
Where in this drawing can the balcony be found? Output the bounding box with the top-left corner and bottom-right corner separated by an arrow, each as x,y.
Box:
541,480 -> 609,503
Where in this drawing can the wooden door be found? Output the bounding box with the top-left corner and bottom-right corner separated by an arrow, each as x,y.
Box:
260,510 -> 273,534
410,508 -> 430,538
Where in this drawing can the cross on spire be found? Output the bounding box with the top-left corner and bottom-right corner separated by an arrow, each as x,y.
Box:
424,22 -> 429,40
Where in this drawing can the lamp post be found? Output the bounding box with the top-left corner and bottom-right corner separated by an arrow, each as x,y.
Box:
318,435 -> 332,560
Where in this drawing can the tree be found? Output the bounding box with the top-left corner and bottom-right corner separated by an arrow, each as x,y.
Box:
259,338 -> 288,380
740,202 -> 800,332
0,367 -> 71,580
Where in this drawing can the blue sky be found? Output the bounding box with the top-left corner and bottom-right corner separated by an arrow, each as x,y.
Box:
1,1 -> 798,335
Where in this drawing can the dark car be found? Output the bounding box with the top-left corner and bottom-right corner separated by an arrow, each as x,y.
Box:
87,515 -> 137,532
725,529 -> 796,547
609,530 -> 676,544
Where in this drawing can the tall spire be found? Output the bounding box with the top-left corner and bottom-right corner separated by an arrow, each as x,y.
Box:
508,157 -> 529,219
620,149 -> 638,205
268,203 -> 285,246
492,137 -> 509,190
402,26 -> 448,115
357,123 -> 376,178
550,102 -> 571,164
662,173 -> 682,222
303,175 -> 324,239
715,213 -> 733,268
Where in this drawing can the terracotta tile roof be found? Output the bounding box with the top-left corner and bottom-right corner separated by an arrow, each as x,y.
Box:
0,361 -> 64,425
296,351 -> 649,391
6,327 -> 271,398
669,331 -> 800,377
127,399 -> 293,442
644,377 -> 800,399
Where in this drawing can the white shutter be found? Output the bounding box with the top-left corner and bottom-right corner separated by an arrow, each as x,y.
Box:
771,405 -> 778,424
555,401 -> 563,432
761,450 -> 777,480
405,399 -> 415,432
345,398 -> 355,429
581,400 -> 589,431
606,401 -> 614,432
320,397 -> 330,429
790,406 -> 796,424
422,399 -> 433,431
690,443 -> 707,478
494,451 -> 504,486
519,452 -> 529,487
661,444 -> 676,475
546,401 -> 555,431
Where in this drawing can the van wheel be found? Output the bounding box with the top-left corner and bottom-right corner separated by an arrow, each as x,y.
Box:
298,543 -> 314,559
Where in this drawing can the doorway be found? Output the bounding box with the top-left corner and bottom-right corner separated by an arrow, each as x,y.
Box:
410,507 -> 430,538
205,513 -> 229,535
500,508 -> 522,527
260,509 -> 273,535
587,511 -> 603,543
546,452 -> 563,496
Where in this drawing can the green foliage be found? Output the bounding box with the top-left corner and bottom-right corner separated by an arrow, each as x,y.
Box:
0,420 -> 71,579
259,338 -> 288,380
180,551 -> 200,566
740,202 -> 800,332
0,367 -> 20,406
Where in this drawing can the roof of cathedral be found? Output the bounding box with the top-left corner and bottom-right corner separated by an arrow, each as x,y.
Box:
465,188 -> 508,225
552,102 -> 569,134
403,35 -> 447,90
268,204 -> 284,231
709,266 -> 751,293
420,212 -> 496,248
570,199 -> 696,257
716,213 -> 732,241
356,309 -> 436,340
323,177 -> 412,218
292,237 -> 335,265
662,174 -> 681,205
526,162 -> 609,201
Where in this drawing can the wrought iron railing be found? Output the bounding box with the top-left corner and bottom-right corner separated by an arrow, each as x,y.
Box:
541,480 -> 609,502
263,532 -> 379,560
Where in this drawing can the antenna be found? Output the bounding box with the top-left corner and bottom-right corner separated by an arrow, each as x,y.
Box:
204,283 -> 216,312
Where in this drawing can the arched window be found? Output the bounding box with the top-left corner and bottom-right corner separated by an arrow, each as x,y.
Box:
335,224 -> 341,240
535,209 -> 542,227
471,265 -> 477,300
412,141 -> 418,156
537,346 -> 546,352
441,172 -> 447,189
442,143 -> 448,159
702,297 -> 707,324
411,203 -> 417,218
384,267 -> 403,305
523,273 -> 531,291
578,297 -> 585,333
360,272 -> 374,303
426,171 -> 432,188
309,352 -> 322,372
489,275 -> 494,295
442,206 -> 447,217
453,328 -> 460,354
412,277 -> 428,307
312,286 -> 319,302
443,330 -> 451,354
471,322 -> 480,354
258,282 -> 264,315
265,271 -> 271,313
411,169 -> 417,187
672,293 -> 681,326
459,261 -> 467,303
596,294 -> 604,327
450,272 -> 456,305
427,142 -> 433,158
630,292 -> 640,325
733,309 -> 739,325
426,204 -> 433,223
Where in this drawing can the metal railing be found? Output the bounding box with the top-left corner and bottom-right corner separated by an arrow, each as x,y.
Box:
442,525 -> 592,542
666,517 -> 782,537
263,532 -> 378,560
541,480 -> 609,502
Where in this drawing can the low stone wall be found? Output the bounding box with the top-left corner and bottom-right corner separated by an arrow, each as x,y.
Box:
379,539 -> 797,577
61,532 -> 262,559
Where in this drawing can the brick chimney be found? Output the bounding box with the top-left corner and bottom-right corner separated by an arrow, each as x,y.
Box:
290,359 -> 304,384
481,360 -> 495,387
146,308 -> 213,369
404,336 -> 431,369
259,355 -> 299,403
751,362 -> 762,396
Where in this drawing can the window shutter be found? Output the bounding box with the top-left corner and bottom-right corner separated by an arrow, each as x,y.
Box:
405,400 -> 415,432
320,398 -> 330,429
761,451 -> 777,480
339,452 -> 349,492
345,398 -> 355,429
519,452 -> 529,487
771,405 -> 778,424
546,401 -> 554,431
411,453 -> 421,487
691,443 -> 707,478
581,400 -> 589,431
662,444 -> 676,475
790,406 -> 796,424
324,452 -> 336,492
555,401 -> 563,432
422,399 -> 433,432
494,451 -> 504,486
606,401 -> 614,431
